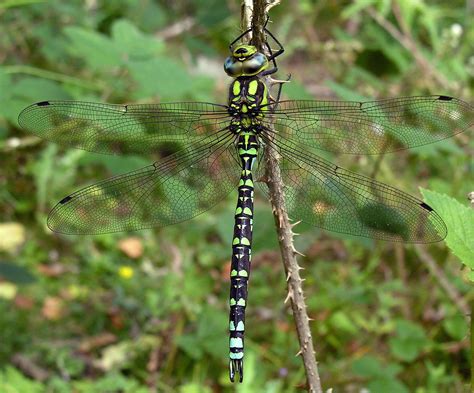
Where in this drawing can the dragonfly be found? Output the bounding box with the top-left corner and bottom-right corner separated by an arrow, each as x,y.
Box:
18,26 -> 472,382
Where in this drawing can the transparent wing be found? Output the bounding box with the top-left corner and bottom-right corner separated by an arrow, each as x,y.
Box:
257,136 -> 446,243
18,100 -> 230,155
265,95 -> 473,154
48,133 -> 239,234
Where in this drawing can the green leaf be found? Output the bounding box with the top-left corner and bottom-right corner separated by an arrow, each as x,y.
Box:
0,261 -> 36,284
195,0 -> 230,26
282,79 -> 314,100
111,19 -> 164,59
14,77 -> 69,101
367,377 -> 410,393
177,306 -> 226,360
64,26 -> 122,71
397,0 -> 420,30
329,311 -> 358,335
421,188 -> 474,269
388,320 -> 429,362
352,356 -> 402,378
353,356 -> 383,377
0,366 -> 45,393
442,314 -> 468,340
325,80 -> 369,102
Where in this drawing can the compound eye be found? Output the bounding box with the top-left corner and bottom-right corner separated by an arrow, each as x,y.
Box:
224,57 -> 242,77
242,52 -> 267,75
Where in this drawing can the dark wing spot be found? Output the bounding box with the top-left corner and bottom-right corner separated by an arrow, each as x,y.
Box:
438,95 -> 453,101
59,195 -> 73,205
37,101 -> 50,106
420,202 -> 434,212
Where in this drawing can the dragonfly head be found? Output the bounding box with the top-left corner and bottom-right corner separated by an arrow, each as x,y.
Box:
224,44 -> 268,77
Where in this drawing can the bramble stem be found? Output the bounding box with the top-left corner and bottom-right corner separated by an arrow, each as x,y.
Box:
471,299 -> 473,393
469,191 -> 474,393
241,1 -> 323,391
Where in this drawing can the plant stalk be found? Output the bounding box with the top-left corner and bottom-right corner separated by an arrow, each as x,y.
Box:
469,191 -> 474,393
241,1 -> 323,391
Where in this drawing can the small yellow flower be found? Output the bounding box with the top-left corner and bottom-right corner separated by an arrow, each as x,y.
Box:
118,265 -> 134,279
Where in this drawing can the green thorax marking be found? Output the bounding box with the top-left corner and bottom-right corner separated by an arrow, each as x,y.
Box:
228,77 -> 269,133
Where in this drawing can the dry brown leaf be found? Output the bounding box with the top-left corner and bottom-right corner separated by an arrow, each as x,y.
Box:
37,263 -> 67,277
14,295 -> 35,309
118,237 -> 143,259
42,296 -> 64,320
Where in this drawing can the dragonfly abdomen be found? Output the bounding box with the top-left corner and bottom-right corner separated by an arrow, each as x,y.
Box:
229,131 -> 259,383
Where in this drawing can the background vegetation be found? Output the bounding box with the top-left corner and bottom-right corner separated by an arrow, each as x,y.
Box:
0,0 -> 473,392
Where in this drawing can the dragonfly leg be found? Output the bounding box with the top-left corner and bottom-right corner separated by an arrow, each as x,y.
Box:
265,28 -> 285,62
229,27 -> 253,51
260,29 -> 284,77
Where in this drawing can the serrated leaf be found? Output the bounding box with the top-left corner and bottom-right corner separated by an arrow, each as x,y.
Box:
111,19 -> 164,59
64,26 -> 122,71
13,77 -> 70,101
127,57 -> 213,100
421,188 -> 474,268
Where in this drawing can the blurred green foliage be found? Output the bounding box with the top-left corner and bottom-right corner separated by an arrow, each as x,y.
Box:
0,0 -> 472,392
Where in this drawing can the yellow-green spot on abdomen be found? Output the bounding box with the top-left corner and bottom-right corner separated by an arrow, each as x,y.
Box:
243,207 -> 252,215
238,270 -> 248,277
241,237 -> 250,246
237,298 -> 246,306
233,237 -> 239,245
236,321 -> 245,331
230,298 -> 236,306
235,207 -> 243,215
230,321 -> 236,331
231,269 -> 238,277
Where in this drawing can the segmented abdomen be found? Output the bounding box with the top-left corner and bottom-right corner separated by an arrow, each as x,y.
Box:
228,131 -> 258,383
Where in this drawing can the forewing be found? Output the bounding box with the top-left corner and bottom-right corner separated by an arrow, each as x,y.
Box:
266,96 -> 473,154
257,138 -> 446,243
18,101 -> 229,155
48,134 -> 239,234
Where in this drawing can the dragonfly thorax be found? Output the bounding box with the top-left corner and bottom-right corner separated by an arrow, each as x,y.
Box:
228,77 -> 268,120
